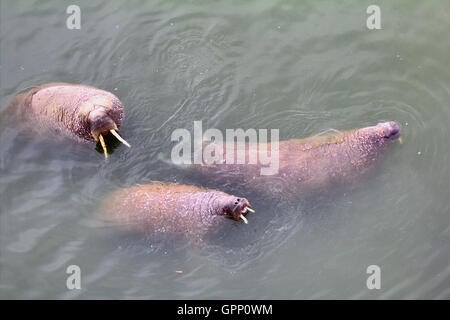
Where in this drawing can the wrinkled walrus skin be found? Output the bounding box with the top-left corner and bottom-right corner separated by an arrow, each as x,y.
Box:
100,183 -> 254,239
187,122 -> 401,197
8,83 -> 129,156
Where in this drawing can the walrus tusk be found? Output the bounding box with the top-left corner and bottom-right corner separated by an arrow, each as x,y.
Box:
110,129 -> 131,148
398,136 -> 403,144
99,134 -> 108,159
246,207 -> 255,213
239,214 -> 248,224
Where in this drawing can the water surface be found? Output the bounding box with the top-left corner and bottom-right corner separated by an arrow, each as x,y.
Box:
1,0 -> 449,299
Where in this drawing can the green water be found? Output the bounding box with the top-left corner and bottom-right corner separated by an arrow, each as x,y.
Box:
1,0 -> 449,299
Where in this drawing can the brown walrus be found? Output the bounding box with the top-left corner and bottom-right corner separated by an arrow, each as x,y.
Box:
99,183 -> 254,239
186,122 -> 401,197
8,82 -> 130,158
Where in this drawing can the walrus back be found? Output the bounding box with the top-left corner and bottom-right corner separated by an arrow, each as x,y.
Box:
99,184 -> 232,238
187,124 -> 399,198
7,83 -> 124,143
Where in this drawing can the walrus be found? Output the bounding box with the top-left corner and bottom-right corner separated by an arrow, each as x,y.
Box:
8,83 -> 130,158
99,183 -> 254,239
186,121 -> 401,197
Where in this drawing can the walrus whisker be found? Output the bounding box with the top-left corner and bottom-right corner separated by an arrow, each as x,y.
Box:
246,207 -> 255,213
110,129 -> 131,148
99,134 -> 108,159
239,214 -> 248,224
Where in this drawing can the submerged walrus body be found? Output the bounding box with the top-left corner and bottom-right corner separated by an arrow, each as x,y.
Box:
187,122 -> 401,197
9,83 -> 130,157
100,183 -> 254,239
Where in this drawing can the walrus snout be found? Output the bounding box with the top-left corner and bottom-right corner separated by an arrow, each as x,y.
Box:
226,197 -> 254,224
377,121 -> 401,140
88,107 -> 131,158
88,108 -> 117,140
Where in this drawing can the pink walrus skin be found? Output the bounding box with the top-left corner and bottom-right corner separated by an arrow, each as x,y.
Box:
8,83 -> 130,157
187,122 -> 401,198
99,183 -> 254,239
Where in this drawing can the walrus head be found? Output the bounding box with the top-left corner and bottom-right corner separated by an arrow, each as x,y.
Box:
88,106 -> 130,159
221,197 -> 254,224
374,121 -> 401,141
357,121 -> 401,143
